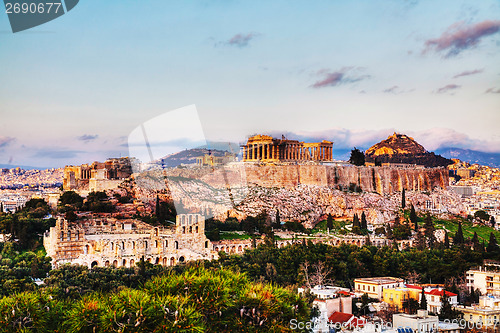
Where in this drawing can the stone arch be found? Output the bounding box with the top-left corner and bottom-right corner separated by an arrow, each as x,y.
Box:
111,242 -> 114,250
155,257 -> 159,265
76,230 -> 79,241
163,257 -> 167,266
205,241 -> 209,249
105,260 -> 110,267
67,230 -> 71,241
112,260 -> 118,267
238,245 -> 242,252
130,259 -> 135,267
84,244 -> 90,254
132,241 -> 135,249
165,240 -> 168,248
122,259 -> 127,267
154,228 -> 159,236
231,246 -> 236,253
174,241 -> 178,249
155,240 -> 158,248
144,241 -> 148,249
182,226 -> 186,234
179,256 -> 185,263
147,258 -> 152,263
91,261 -> 98,268
170,257 -> 175,266
195,226 -> 199,233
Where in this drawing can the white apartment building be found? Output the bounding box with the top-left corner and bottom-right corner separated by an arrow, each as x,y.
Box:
466,264 -> 500,296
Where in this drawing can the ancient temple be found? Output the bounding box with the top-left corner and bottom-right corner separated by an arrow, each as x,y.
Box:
241,135 -> 333,162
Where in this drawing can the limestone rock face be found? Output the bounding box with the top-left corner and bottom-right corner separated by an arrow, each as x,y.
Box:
129,163 -> 455,226
365,133 -> 453,167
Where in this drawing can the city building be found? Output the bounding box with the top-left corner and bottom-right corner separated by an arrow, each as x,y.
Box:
466,264 -> 500,296
393,310 -> 439,333
383,285 -> 458,314
241,134 -> 333,162
354,277 -> 405,300
456,295 -> 500,328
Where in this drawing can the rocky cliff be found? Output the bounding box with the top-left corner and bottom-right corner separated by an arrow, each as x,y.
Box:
128,163 -> 453,225
178,163 -> 449,194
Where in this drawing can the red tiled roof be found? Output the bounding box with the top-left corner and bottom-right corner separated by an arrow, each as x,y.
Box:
405,284 -> 422,290
328,311 -> 354,324
425,289 -> 457,297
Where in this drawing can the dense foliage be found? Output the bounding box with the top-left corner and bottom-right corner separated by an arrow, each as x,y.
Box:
0,266 -> 312,332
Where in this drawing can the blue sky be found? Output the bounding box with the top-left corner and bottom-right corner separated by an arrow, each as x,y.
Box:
0,0 -> 499,167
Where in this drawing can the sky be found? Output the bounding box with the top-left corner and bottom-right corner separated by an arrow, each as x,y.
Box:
0,0 -> 499,168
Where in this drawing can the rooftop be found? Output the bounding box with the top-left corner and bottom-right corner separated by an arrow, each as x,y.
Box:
354,277 -> 404,285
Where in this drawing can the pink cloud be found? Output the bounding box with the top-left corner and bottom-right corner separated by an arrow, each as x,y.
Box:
453,69 -> 483,78
226,33 -> 259,47
424,20 -> 500,57
311,68 -> 370,89
486,87 -> 500,94
435,84 -> 461,94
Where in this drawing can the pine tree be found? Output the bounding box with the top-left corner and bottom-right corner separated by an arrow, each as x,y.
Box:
487,232 -> 500,255
424,213 -> 436,248
472,232 -> 480,251
327,213 -> 333,230
415,230 -> 426,250
0,201 -> 3,213
353,214 -> 360,228
444,230 -> 450,249
453,222 -> 464,245
352,214 -> 361,234
410,205 -> 418,231
361,212 -> 367,230
402,188 -> 406,209
420,287 -> 427,310
275,209 -> 281,229
491,216 -> 496,228
155,195 -> 161,220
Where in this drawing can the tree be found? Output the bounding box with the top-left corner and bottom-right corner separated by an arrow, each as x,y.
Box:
360,212 -> 367,230
420,287 -> 427,310
491,216 -> 496,228
487,232 -> 500,256
275,209 -> 281,229
155,195 -> 160,220
474,210 -> 490,222
402,188 -> 406,209
349,147 -> 365,166
352,214 -> 361,234
444,230 -> 450,249
471,232 -> 480,251
326,213 -> 333,231
453,222 -> 464,245
439,289 -> 461,320
424,213 -> 436,248
410,205 -> 418,231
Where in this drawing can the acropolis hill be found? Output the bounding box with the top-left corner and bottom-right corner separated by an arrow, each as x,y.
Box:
165,163 -> 448,193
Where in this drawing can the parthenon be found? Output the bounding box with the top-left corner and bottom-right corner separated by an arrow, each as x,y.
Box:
241,134 -> 333,162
